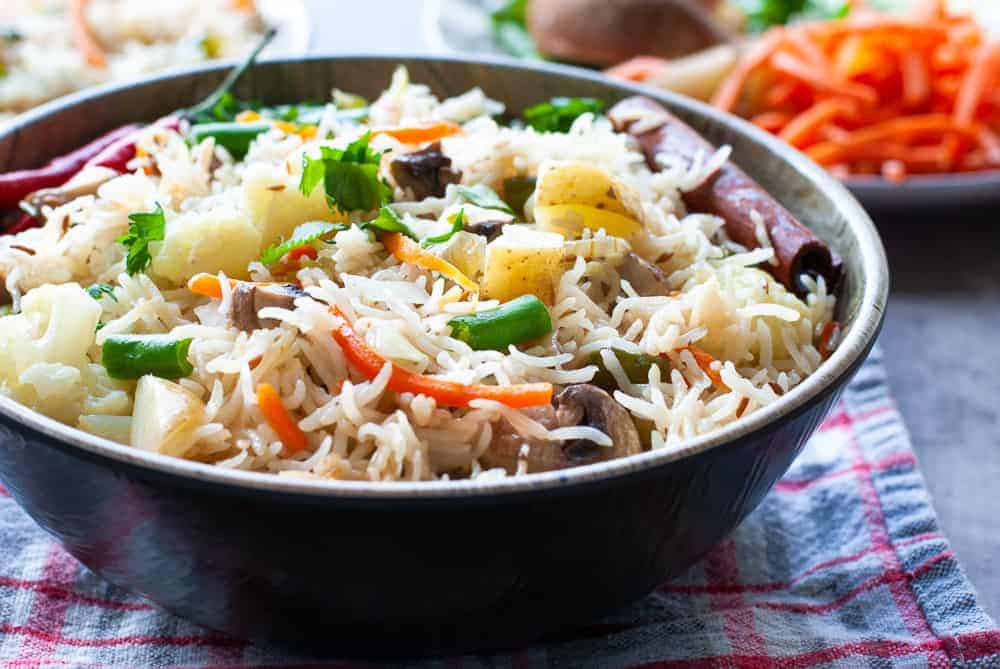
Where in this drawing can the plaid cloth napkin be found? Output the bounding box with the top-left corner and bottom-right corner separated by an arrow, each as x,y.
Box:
1,345 -> 998,668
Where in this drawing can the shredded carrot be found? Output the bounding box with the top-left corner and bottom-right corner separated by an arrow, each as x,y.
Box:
328,306 -> 552,409
684,346 -> 728,391
370,122 -> 462,144
69,0 -> 106,68
605,56 -> 670,82
286,245 -> 318,263
712,3 -> 1000,179
256,383 -> 308,455
187,273 -> 286,299
380,232 -> 478,293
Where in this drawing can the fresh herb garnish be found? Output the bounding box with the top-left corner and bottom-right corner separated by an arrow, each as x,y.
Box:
523,97 -> 605,133
86,283 -> 118,302
359,206 -> 417,240
734,0 -> 851,32
300,132 -> 392,213
260,220 -> 348,265
421,209 -> 465,247
455,184 -> 514,215
118,203 -> 165,276
182,28 -> 276,122
490,0 -> 542,60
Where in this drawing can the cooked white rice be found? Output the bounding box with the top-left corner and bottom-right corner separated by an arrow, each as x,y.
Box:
0,0 -> 266,126
0,68 -> 837,482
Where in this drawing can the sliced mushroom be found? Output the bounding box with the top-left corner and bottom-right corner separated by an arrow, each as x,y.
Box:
481,383 -> 641,474
389,141 -> 462,200
618,251 -> 672,297
464,220 -> 504,242
230,282 -> 305,332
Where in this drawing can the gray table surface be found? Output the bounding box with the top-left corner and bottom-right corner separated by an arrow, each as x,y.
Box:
308,0 -> 999,619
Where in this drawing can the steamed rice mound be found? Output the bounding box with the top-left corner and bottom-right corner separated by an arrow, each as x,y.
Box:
0,68 -> 836,482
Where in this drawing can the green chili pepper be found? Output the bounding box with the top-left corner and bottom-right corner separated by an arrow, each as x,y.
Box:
448,295 -> 552,351
102,335 -> 194,380
190,121 -> 271,159
588,348 -> 671,392
502,176 -> 536,218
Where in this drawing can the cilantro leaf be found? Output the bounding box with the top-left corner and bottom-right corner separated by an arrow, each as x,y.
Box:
490,0 -> 542,60
299,132 -> 392,213
359,206 -> 417,240
421,209 -> 465,248
455,184 -> 514,215
523,97 -> 605,133
118,203 -> 165,276
734,0 -> 851,32
86,283 -> 118,302
260,221 -> 348,265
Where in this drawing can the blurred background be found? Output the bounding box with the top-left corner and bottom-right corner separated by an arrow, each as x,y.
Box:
1,0 -> 998,613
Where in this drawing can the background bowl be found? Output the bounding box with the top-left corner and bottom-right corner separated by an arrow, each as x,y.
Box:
0,55 -> 887,655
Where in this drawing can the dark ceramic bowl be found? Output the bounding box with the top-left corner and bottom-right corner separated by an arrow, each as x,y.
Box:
0,56 -> 888,655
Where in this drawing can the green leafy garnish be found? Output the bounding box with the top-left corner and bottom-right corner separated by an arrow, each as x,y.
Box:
523,97 -> 605,133
421,209 -> 465,248
182,28 -> 276,122
299,132 -> 392,213
86,283 -> 118,302
359,206 -> 417,240
260,221 -> 348,265
490,0 -> 542,60
118,203 -> 165,276
734,0 -> 851,32
455,184 -> 514,215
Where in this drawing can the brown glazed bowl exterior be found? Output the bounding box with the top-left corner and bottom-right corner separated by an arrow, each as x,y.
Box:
0,56 -> 888,655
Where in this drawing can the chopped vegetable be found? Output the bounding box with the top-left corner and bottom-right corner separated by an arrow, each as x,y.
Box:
713,4 -> 1000,177
380,231 -> 478,293
118,203 -> 165,276
501,176 -> 536,217
257,382 -> 308,455
200,32 -> 221,59
371,122 -> 462,144
102,334 -> 194,380
190,121 -> 271,159
69,0 -> 106,68
359,206 -> 417,241
685,346 -> 728,390
329,306 -> 553,408
187,273 -> 229,299
524,97 -> 605,133
299,132 -> 392,213
130,375 -> 205,457
589,349 -> 671,392
448,295 -> 552,351
535,204 -> 642,239
260,220 -> 347,265
533,161 -> 643,238
86,283 -> 117,302
421,209 -> 464,248
481,227 -> 563,304
490,0 -> 542,60
455,184 -> 514,215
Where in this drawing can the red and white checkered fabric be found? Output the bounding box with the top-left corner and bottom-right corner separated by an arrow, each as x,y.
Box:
1,346 -> 998,668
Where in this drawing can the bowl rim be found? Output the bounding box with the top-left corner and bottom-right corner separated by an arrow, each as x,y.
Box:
0,53 -> 889,500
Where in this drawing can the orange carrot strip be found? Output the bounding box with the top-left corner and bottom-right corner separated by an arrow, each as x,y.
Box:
954,40 -> 1000,124
69,0 -> 106,68
779,99 -> 855,148
752,111 -> 793,133
257,383 -> 308,455
370,122 -> 462,144
684,346 -> 728,391
771,51 -> 879,104
900,51 -> 931,108
380,232 -> 478,293
187,274 -> 287,299
328,306 -> 552,409
712,30 -> 785,112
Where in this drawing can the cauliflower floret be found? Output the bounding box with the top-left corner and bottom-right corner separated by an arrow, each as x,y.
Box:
150,205 -> 261,284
